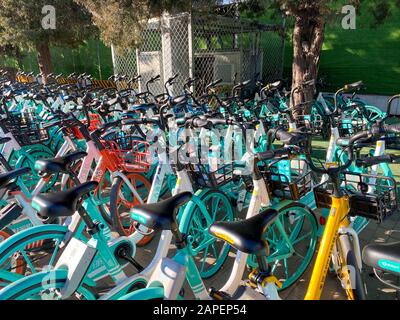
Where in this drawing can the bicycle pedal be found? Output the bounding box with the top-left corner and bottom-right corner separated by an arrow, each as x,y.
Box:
208,287 -> 232,300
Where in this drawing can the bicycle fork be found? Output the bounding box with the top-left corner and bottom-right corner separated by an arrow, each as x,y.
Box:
305,196 -> 350,300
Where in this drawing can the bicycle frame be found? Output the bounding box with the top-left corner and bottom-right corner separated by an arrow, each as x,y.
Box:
305,196 -> 351,300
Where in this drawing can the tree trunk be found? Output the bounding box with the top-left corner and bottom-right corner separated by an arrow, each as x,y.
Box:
36,42 -> 53,84
291,15 -> 325,119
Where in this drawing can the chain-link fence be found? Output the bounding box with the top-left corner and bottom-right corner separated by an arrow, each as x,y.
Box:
112,12 -> 285,96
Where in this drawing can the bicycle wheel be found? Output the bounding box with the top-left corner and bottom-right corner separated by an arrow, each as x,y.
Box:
0,225 -> 67,288
14,146 -> 57,192
110,173 -> 151,237
179,189 -> 234,279
0,269 -> 97,300
93,169 -> 115,225
247,202 -> 318,290
118,286 -> 164,300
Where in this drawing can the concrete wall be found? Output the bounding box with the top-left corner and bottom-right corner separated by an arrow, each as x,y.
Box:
337,93 -> 400,114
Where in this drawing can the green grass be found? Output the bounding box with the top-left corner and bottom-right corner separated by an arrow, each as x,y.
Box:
311,138 -> 400,179
283,3 -> 400,95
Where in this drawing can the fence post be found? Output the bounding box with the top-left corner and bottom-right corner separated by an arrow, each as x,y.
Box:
111,45 -> 116,76
161,12 -> 174,93
188,13 -> 194,92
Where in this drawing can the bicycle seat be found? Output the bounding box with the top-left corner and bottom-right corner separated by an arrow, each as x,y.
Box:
0,167 -> 31,189
130,192 -> 192,230
209,208 -> 279,256
362,241 -> 400,275
0,137 -> 11,144
34,151 -> 87,176
32,181 -> 98,218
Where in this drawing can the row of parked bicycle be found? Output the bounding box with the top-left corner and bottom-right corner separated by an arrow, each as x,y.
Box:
0,68 -> 399,300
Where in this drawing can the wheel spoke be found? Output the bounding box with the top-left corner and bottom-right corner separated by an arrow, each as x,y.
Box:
292,231 -> 312,245
200,246 -> 209,272
20,250 -> 36,274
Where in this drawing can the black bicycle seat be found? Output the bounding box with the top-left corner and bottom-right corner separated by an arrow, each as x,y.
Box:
362,241 -> 400,276
130,192 -> 192,230
0,167 -> 31,189
209,208 -> 279,256
32,181 -> 98,218
34,151 -> 87,176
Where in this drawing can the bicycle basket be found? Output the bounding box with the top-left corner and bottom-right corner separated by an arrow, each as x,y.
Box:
296,114 -> 324,135
260,158 -> 313,201
4,110 -> 49,146
69,113 -> 103,140
337,117 -> 364,137
314,172 -> 398,223
186,162 -> 235,189
102,131 -> 150,173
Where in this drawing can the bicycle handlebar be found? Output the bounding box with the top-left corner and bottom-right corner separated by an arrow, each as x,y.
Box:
343,81 -> 364,92
356,154 -> 400,168
307,123 -> 400,174
120,118 -> 160,126
256,147 -> 294,161
205,79 -> 222,92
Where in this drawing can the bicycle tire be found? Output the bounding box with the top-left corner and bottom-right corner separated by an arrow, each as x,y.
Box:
109,173 -> 151,237
0,269 -> 97,300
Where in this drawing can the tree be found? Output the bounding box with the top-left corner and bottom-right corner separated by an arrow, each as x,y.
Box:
75,0 -> 193,53
238,0 -> 396,117
0,0 -> 95,83
0,43 -> 25,69
75,0 -> 398,117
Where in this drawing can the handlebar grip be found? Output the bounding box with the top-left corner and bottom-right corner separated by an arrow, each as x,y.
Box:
344,81 -> 364,91
206,79 -> 223,90
257,147 -> 293,161
186,77 -> 198,85
150,75 -> 161,82
190,118 -> 211,128
208,118 -> 228,126
256,150 -> 276,161
167,74 -> 179,83
356,154 -> 395,168
274,129 -> 301,145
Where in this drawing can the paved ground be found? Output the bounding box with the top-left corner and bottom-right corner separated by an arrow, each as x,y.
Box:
131,208 -> 400,300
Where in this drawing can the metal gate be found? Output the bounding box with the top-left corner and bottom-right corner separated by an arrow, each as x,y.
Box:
112,12 -> 285,96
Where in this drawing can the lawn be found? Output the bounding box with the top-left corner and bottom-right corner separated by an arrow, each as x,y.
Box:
311,138 -> 400,179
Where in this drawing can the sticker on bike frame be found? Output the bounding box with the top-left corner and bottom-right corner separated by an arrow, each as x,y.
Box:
131,213 -> 147,225
378,259 -> 400,273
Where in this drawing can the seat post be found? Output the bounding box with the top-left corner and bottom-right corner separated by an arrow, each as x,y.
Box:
256,255 -> 270,274
77,204 -> 96,231
68,170 -> 81,186
171,220 -> 186,249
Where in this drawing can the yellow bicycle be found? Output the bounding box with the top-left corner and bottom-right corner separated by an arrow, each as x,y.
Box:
305,121 -> 400,300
